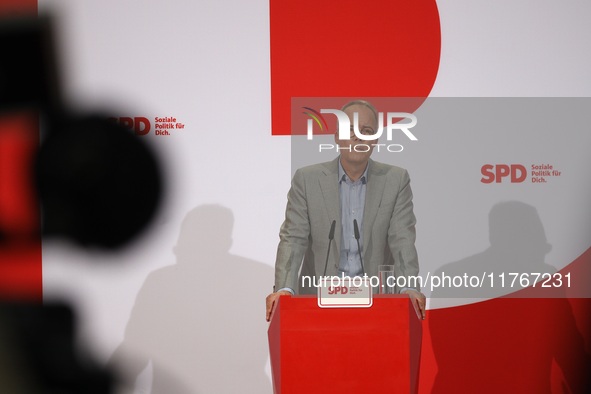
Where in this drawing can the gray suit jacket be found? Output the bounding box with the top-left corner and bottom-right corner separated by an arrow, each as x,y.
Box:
274,157 -> 419,294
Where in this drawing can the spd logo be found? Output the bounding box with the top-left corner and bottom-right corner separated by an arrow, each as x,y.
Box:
110,117 -> 151,136
481,164 -> 527,183
327,286 -> 349,295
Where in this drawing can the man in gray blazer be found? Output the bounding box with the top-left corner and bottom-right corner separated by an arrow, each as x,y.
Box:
266,100 -> 426,321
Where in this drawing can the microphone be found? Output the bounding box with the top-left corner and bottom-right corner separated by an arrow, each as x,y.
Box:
353,219 -> 366,276
322,220 -> 337,277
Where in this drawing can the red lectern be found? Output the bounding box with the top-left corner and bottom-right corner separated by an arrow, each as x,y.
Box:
268,295 -> 422,394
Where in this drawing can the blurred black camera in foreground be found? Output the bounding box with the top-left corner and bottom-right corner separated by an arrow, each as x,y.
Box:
0,14 -> 162,249
1,13 -> 164,393
0,302 -> 113,393
36,113 -> 162,248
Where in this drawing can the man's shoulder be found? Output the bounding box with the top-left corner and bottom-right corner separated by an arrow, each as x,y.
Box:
295,159 -> 337,177
369,160 -> 409,177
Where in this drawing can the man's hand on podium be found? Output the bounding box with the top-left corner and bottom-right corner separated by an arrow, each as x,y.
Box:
402,289 -> 427,320
266,291 -> 291,322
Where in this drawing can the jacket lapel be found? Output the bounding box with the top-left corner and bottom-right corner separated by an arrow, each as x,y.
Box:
362,159 -> 385,260
318,158 -> 341,267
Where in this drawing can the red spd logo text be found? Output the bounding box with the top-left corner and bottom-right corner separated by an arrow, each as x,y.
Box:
481,164 -> 527,183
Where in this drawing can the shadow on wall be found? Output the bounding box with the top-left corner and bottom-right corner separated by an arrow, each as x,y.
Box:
428,201 -> 591,393
109,205 -> 274,393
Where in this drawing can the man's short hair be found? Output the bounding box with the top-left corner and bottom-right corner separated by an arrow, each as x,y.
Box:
341,100 -> 379,128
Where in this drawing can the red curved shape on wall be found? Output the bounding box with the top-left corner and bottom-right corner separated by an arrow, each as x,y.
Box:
270,0 -> 441,135
420,247 -> 591,393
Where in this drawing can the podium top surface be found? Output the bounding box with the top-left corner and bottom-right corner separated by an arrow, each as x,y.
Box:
269,294 -> 421,333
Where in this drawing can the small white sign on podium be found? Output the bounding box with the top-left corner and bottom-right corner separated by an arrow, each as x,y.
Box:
317,276 -> 373,308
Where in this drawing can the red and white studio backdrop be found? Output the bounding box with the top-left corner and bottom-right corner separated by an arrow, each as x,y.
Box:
0,0 -> 589,393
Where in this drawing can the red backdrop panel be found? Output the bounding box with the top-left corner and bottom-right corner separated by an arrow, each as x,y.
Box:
270,0 -> 441,135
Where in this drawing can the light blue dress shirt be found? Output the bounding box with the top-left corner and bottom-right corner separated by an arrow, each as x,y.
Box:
338,159 -> 368,277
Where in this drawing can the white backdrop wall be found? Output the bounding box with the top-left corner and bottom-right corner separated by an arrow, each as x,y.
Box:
38,1 -> 591,393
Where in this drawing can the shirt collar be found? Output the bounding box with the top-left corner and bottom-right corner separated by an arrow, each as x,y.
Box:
338,158 -> 368,184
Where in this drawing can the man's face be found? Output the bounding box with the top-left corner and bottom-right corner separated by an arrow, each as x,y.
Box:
335,104 -> 379,167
